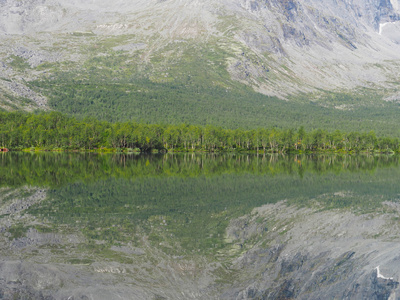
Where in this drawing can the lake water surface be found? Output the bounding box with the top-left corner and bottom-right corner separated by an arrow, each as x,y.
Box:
1,153 -> 400,299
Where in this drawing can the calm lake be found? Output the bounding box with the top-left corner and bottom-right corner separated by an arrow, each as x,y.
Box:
1,153 -> 400,299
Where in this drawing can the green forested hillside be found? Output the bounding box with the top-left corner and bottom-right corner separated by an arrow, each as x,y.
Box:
26,42 -> 400,136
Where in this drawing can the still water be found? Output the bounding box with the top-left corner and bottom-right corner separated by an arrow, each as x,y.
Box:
1,153 -> 400,299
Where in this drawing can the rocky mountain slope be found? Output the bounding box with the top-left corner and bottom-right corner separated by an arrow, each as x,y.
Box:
1,0 -> 400,121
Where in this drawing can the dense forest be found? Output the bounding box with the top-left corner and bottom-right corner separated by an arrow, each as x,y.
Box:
0,111 -> 399,153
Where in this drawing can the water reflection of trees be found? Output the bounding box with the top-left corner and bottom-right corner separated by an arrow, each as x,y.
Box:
1,152 -> 399,188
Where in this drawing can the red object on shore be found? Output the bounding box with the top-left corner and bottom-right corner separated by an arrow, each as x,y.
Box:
0,148 -> 8,152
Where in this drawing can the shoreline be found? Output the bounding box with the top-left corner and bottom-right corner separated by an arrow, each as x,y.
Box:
3,148 -> 397,155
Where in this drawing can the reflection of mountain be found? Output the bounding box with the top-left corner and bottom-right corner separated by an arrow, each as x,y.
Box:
3,153 -> 400,298
223,200 -> 400,299
3,175 -> 400,298
0,187 -> 46,215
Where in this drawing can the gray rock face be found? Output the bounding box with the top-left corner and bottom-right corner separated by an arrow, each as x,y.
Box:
1,0 -> 400,104
0,0 -> 64,34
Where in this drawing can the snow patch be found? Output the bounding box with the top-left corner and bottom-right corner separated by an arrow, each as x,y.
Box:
378,21 -> 400,43
379,22 -> 392,35
376,266 -> 394,280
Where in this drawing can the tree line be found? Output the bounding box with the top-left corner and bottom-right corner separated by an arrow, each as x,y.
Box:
0,111 -> 399,153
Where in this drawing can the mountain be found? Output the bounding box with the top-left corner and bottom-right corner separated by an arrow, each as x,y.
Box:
1,0 -> 400,132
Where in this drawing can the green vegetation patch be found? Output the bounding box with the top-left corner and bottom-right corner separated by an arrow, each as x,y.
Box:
68,258 -> 94,265
8,55 -> 31,71
8,224 -> 30,240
